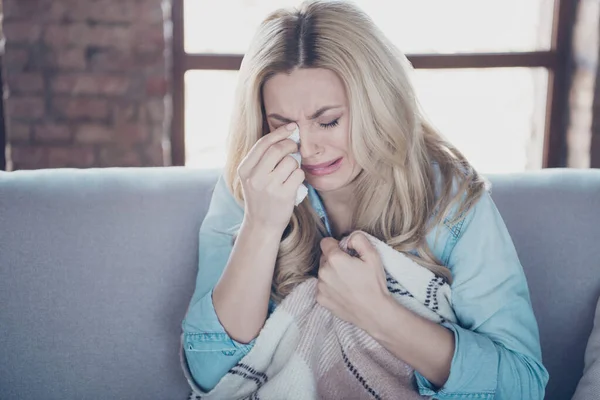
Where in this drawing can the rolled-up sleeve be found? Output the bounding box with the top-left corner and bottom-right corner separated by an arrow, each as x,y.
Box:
181,176 -> 254,392
182,290 -> 255,392
415,192 -> 549,399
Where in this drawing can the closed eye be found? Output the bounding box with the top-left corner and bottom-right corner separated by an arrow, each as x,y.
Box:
320,118 -> 339,129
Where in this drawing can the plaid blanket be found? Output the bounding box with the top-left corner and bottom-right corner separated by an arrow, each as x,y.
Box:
182,232 -> 456,400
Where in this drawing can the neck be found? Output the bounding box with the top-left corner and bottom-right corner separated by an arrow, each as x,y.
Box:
319,183 -> 357,238
319,185 -> 354,208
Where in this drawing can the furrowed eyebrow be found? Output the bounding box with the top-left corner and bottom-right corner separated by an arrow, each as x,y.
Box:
267,105 -> 343,123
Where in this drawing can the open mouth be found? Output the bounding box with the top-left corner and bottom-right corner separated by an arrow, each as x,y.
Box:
303,157 -> 343,176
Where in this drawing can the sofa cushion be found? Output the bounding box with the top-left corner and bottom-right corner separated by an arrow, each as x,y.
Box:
572,295 -> 600,400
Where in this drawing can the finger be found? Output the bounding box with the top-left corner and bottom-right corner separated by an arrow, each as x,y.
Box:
238,123 -> 297,177
319,253 -> 326,267
317,257 -> 330,280
346,232 -> 378,264
320,237 -> 342,257
254,139 -> 299,177
283,168 -> 305,189
271,155 -> 300,184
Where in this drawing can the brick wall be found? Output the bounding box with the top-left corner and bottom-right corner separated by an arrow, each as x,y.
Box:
3,0 -> 172,170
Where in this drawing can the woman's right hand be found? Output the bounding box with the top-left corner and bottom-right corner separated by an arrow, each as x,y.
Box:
237,122 -> 306,233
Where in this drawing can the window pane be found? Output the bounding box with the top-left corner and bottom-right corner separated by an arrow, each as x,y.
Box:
184,70 -> 239,169
185,68 -> 548,173
412,68 -> 548,173
184,0 -> 554,54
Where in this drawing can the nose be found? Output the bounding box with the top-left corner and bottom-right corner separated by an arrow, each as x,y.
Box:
298,126 -> 322,160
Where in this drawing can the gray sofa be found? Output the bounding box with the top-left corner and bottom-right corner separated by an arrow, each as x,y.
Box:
1,167 -> 599,400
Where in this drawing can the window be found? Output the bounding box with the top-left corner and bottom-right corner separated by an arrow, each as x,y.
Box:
173,0 -> 574,173
185,0 -> 553,54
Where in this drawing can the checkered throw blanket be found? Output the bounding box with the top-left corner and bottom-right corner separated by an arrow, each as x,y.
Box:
182,232 -> 456,400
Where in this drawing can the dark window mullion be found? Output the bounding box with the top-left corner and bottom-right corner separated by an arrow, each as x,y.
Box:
182,51 -> 558,71
543,0 -> 578,168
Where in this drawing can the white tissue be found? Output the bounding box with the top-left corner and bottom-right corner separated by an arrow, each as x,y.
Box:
288,126 -> 308,206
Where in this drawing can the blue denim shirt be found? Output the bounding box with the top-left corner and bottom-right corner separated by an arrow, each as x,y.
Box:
181,175 -> 549,399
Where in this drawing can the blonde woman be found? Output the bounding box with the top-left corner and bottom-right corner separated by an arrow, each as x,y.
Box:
181,1 -> 548,398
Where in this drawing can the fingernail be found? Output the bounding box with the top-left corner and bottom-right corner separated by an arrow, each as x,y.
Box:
286,122 -> 297,131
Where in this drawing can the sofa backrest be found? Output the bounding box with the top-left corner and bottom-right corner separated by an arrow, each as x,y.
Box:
487,169 -> 600,399
0,167 -> 220,399
1,167 -> 599,399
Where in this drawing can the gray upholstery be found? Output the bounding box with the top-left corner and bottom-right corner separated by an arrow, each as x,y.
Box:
487,169 -> 600,400
0,167 -> 599,400
0,167 -> 219,400
572,296 -> 600,399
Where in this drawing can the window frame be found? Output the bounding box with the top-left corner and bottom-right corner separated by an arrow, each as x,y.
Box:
170,0 -> 577,169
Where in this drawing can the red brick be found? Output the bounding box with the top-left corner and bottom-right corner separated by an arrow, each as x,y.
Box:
10,162 -> 46,171
44,24 -> 90,47
3,22 -> 42,44
34,123 -> 72,142
24,45 -> 48,72
133,24 -> 165,52
145,75 -> 168,96
4,1 -> 49,21
84,1 -> 136,23
8,96 -> 45,119
46,0 -> 137,23
88,48 -> 163,72
99,146 -> 143,167
134,50 -> 165,69
88,49 -> 135,72
141,99 -> 165,123
53,98 -> 110,120
75,124 -> 113,143
52,74 -> 130,96
47,146 -> 95,167
8,122 -> 32,142
115,123 -> 148,144
85,25 -> 134,48
44,24 -> 133,49
5,48 -> 30,70
52,48 -> 86,70
114,102 -> 138,124
143,142 -> 165,166
8,73 -> 44,93
136,2 -> 164,24
10,145 -> 46,168
46,2 -> 71,22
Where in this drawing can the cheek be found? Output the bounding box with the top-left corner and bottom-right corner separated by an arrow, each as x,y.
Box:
337,124 -> 352,158
325,122 -> 350,151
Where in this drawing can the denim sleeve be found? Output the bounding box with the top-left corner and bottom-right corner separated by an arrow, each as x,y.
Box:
181,175 -> 254,392
415,192 -> 549,399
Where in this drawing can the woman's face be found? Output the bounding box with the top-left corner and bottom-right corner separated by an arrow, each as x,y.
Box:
262,68 -> 361,193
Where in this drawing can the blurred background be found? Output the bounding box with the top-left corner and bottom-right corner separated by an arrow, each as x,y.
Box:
1,0 -> 599,173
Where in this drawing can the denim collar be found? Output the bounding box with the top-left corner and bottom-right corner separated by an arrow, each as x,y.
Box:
307,184 -> 332,236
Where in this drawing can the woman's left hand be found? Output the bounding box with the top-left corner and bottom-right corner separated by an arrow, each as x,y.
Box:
316,232 -> 391,330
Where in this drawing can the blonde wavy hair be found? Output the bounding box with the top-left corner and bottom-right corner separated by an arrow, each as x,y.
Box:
224,0 -> 487,303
